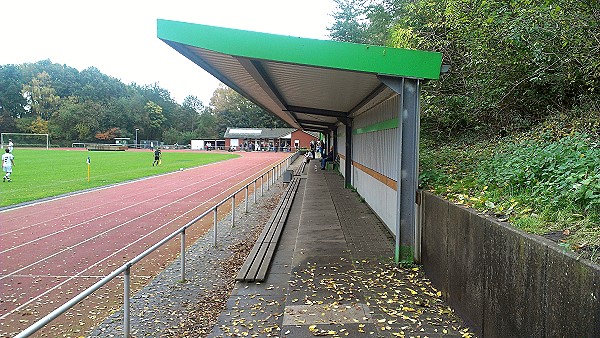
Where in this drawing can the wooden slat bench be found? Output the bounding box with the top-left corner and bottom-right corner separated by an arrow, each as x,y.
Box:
295,157 -> 307,176
236,176 -> 301,282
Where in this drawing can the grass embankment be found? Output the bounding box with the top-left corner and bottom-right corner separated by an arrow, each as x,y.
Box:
0,149 -> 238,207
420,132 -> 600,263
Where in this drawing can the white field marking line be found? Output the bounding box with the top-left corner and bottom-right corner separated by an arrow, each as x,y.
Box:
0,164 -> 266,319
0,159 -> 232,230
1,155 -> 278,239
0,158 -> 229,214
0,179 -> 213,253
1,153 -> 277,230
0,174 -> 178,234
0,164 -> 233,237
0,159 -> 270,253
1,182 -> 191,238
0,158 -> 274,277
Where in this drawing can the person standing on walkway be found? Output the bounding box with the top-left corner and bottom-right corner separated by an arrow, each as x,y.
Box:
152,147 -> 161,166
309,140 -> 316,159
2,148 -> 14,182
319,140 -> 325,158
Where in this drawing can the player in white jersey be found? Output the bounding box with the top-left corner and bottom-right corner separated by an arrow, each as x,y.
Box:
2,148 -> 14,182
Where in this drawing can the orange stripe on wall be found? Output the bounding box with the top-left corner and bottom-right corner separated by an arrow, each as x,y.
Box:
339,153 -> 397,190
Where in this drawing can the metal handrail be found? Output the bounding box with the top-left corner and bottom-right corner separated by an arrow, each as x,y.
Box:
15,152 -> 300,338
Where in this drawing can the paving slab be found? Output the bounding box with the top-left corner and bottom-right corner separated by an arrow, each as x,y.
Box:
209,159 -> 476,338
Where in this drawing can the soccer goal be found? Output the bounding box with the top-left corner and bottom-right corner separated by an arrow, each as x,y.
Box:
1,133 -> 50,149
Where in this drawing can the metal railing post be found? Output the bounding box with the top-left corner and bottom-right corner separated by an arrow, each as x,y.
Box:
253,181 -> 256,204
245,186 -> 248,213
124,266 -> 131,337
213,208 -> 218,247
231,196 -> 235,227
261,175 -> 264,196
180,229 -> 186,282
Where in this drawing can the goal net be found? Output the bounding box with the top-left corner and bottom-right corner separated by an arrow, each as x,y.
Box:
1,133 -> 50,149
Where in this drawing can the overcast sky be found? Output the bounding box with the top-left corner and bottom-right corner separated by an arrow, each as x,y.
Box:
0,0 -> 336,105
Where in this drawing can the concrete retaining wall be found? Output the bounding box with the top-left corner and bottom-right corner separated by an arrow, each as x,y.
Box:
421,191 -> 600,338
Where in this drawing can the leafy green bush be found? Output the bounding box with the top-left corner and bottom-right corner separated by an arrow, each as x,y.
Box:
479,133 -> 600,216
420,132 -> 599,262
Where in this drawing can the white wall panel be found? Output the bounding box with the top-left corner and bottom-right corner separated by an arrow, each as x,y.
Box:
350,94 -> 400,235
353,166 -> 396,235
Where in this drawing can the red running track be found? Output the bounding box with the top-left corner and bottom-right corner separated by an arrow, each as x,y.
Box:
0,151 -> 290,336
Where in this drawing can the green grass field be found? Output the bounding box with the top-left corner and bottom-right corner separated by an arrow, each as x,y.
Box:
0,149 -> 239,207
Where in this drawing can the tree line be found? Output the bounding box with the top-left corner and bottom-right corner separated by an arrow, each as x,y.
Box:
0,60 -> 287,146
3,1 -> 597,147
329,0 -> 599,141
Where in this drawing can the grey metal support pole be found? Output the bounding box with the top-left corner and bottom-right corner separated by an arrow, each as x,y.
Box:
231,196 -> 235,227
213,208 -> 218,247
333,127 -> 338,163
415,190 -> 423,263
344,121 -> 352,188
180,229 -> 186,281
245,186 -> 248,213
380,76 -> 420,264
400,78 -> 420,263
395,81 -> 404,264
253,181 -> 257,203
124,266 -> 131,337
261,176 -> 264,196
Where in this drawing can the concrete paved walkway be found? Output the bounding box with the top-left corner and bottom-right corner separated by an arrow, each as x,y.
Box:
209,159 -> 474,338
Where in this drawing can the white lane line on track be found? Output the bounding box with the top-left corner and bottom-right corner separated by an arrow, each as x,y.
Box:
0,158 -> 270,268
0,159 -> 270,254
0,159 -> 232,234
0,156 -> 286,319
0,168 -> 247,319
3,275 -> 153,279
0,152 -> 262,215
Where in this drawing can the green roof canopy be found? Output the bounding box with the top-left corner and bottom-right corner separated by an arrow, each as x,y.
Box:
157,19 -> 442,130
